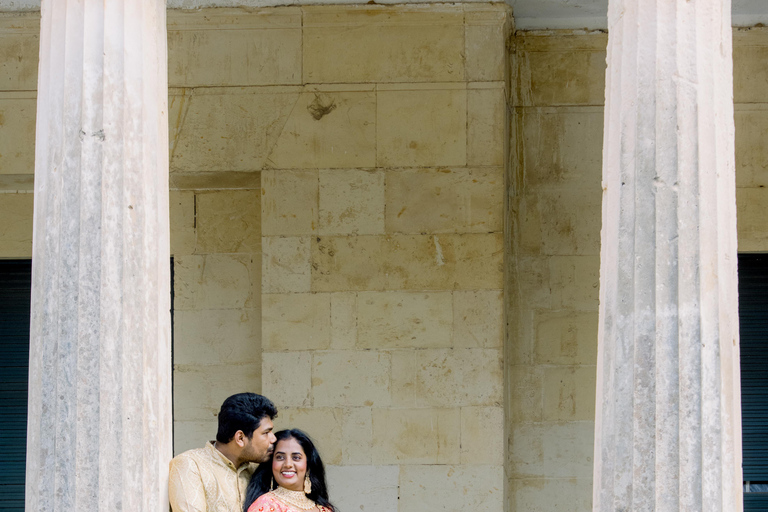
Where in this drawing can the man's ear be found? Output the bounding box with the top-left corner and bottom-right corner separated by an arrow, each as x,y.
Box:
234,430 -> 246,447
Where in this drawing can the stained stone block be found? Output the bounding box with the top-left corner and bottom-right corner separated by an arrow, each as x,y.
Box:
302,6 -> 464,84
262,293 -> 331,351
319,169 -> 385,236
330,292 -> 358,350
174,308 -> 260,365
509,422 -> 594,478
168,86 -> 300,173
737,187 -> 768,251
0,16 -> 39,91
464,5 -> 511,82
460,406 -> 504,465
266,87 -> 377,170
511,478 -> 593,512
371,408 -> 460,464
167,8 -> 302,87
262,236 -> 311,293
515,194 -> 544,255
173,420 -> 218,456
196,190 -> 261,253
467,85 -> 506,167
733,31 -> 768,104
453,290 -> 503,349
391,348 -> 502,407
399,465 -> 503,512
262,351 -> 312,407
519,107 -> 604,187
514,257 -> 552,309
542,366 -> 596,421
734,108 -> 768,188
534,311 -> 598,365
377,84 -> 467,168
0,193 -> 33,257
273,407 -> 343,465
0,94 -> 36,175
385,168 -> 503,234
356,291 -> 453,349
326,465 -> 399,512
169,191 -> 196,256
549,255 -> 599,310
507,366 -> 543,422
174,254 -> 258,310
261,170 -> 318,236
340,407 -> 372,464
312,351 -> 391,407
311,233 -> 503,291
173,363 -> 262,421
537,188 -> 601,255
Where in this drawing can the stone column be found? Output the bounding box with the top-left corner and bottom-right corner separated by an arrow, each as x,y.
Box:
594,0 -> 742,511
26,2 -> 171,511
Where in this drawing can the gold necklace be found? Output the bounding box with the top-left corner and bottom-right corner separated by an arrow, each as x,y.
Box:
271,486 -> 316,510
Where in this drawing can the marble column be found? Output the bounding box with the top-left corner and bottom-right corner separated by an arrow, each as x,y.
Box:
594,0 -> 742,511
26,1 -> 172,511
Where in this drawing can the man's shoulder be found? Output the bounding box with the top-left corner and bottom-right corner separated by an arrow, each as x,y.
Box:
170,444 -> 213,470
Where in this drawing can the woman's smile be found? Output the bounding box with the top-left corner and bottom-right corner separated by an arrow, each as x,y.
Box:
272,438 -> 308,492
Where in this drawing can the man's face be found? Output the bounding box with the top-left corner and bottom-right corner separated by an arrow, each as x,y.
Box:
241,417 -> 276,464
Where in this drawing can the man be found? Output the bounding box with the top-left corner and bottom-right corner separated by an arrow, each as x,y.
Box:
169,393 -> 278,512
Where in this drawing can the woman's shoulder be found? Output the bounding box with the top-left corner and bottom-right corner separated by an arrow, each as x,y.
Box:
247,492 -> 287,512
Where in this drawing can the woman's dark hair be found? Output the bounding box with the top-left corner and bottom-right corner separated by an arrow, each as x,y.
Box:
244,429 -> 336,512
217,393 -> 277,443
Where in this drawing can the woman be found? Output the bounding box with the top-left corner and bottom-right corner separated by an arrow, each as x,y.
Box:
244,429 -> 336,512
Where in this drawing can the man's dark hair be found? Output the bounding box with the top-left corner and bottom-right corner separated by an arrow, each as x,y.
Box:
216,393 -> 277,443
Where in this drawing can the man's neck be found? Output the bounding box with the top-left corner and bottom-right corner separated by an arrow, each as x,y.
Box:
213,440 -> 242,468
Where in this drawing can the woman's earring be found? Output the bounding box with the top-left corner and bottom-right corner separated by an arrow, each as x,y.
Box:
304,475 -> 312,495
270,476 -> 275,490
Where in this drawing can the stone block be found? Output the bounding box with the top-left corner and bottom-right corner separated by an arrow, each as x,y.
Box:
167,8 -> 302,87
534,311 -> 598,365
169,171 -> 260,190
506,307 -> 535,366
174,308 -> 260,365
464,5 -> 511,82
262,351 -> 312,407
341,407 -> 372,464
514,257 -> 551,309
733,32 -> 768,104
377,84 -> 467,167
514,194 -> 543,255
399,465 -> 503,512
549,255 -> 599,310
196,190 -> 260,253
311,233 -> 504,291
356,291 -> 453,349
507,365 -> 543,422
330,292 -> 357,350
326,465 -> 399,512
0,192 -> 33,257
261,170 -> 318,237
262,236 -> 311,293
169,191 -> 196,256
519,107 -> 604,187
273,407 -> 343,465
391,348 -> 502,407
542,366 -> 596,421
312,351 -> 391,407
537,188 -> 602,255
460,406 -> 504,465
509,421 -> 594,478
734,108 -> 768,188
453,290 -> 503,349
0,16 -> 39,91
510,478 -> 593,511
0,94 -> 36,175
319,169 -> 385,236
173,254 -> 258,310
302,5 -> 464,83
173,363 -> 261,421
173,420 -> 218,456
385,167 -> 503,234
262,293 -> 331,351
371,408 -> 460,464
168,86 -> 300,173
467,85 -> 506,167
266,87 -> 377,169
737,187 -> 768,252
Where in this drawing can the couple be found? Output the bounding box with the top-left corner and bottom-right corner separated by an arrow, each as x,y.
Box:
168,392 -> 335,512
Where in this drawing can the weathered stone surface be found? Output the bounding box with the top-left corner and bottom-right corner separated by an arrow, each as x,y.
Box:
313,351 -> 391,407
173,420 -> 218,455
549,255 -> 599,310
737,187 -> 768,251
507,366 -> 543,422
371,408 -> 460,464
174,308 -> 260,365
399,465 -> 503,512
510,422 -> 594,478
196,189 -> 261,253
0,94 -> 36,174
377,84 -> 467,167
330,292 -> 357,349
385,167 -> 503,234
169,191 -> 196,256
326,465 -> 399,512
173,364 -> 261,421
0,192 -> 33,257
356,291 -> 453,349
464,5 -> 511,82
733,28 -> 768,104
542,366 -> 595,421
340,407 -> 372,464
460,406 -> 504,464
734,107 -> 768,188
537,189 -> 601,255
534,311 -> 597,365
262,293 -> 331,351
261,170 -> 318,236
467,84 -> 506,167
0,15 -> 39,91
453,290 -> 503,348
262,236 -> 311,293
510,478 -> 593,512
262,351 -> 312,407
174,254 -> 258,310
273,407 -> 343,465
319,169 -> 385,236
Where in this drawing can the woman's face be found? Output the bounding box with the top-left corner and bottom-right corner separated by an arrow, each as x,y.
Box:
272,437 -> 308,492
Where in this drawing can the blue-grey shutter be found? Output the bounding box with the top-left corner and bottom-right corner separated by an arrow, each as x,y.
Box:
0,260 -> 31,511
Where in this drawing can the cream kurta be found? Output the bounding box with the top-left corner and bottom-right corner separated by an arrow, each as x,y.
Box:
169,441 -> 257,512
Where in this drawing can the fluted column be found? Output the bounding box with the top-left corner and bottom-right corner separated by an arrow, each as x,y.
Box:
594,1 -> 742,511
26,1 -> 171,511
